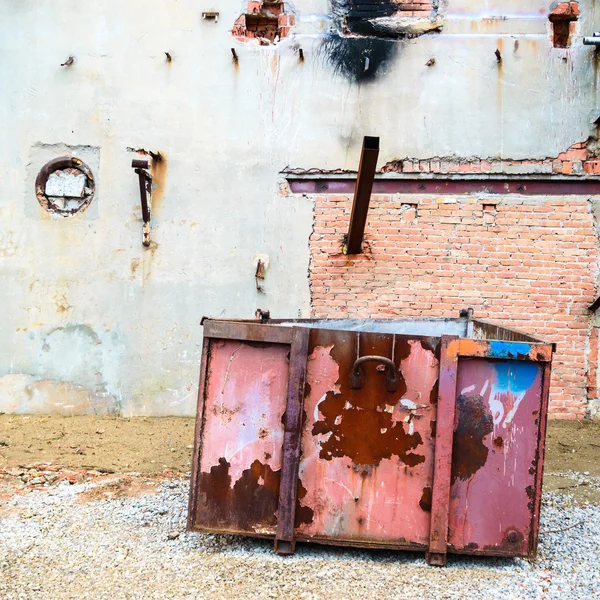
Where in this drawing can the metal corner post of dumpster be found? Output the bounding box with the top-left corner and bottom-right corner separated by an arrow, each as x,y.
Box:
188,317 -> 554,565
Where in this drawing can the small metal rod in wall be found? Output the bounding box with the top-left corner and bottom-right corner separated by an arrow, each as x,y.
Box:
584,33 -> 600,46
132,158 -> 152,247
344,136 -> 380,254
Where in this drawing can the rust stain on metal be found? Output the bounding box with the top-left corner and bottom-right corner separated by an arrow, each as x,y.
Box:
450,394 -> 493,484
429,376 -> 439,406
419,486 -> 432,512
310,335 -> 426,468
197,457 -> 280,531
525,484 -> 535,511
211,403 -> 240,422
493,436 -> 504,449
294,479 -> 314,527
196,457 -> 314,532
313,400 -> 425,467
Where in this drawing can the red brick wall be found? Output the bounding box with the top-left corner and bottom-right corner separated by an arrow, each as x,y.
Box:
382,142 -> 594,176
346,1 -> 435,18
394,1 -> 435,18
308,194 -> 598,419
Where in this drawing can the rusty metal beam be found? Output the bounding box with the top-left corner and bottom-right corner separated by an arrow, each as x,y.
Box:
427,335 -> 459,566
132,159 -> 152,247
187,336 -> 211,532
275,327 -> 310,555
345,136 -> 380,254
529,360 -> 553,558
202,319 -> 294,345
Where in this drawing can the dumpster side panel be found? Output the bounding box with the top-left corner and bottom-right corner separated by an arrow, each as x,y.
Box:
296,329 -> 440,547
191,339 -> 290,536
448,358 -> 543,555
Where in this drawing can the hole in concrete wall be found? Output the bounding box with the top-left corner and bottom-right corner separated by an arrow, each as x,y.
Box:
232,1 -> 295,45
337,0 -> 442,38
319,0 -> 444,82
35,157 -> 95,217
552,20 -> 572,48
400,202 -> 418,224
548,2 -> 579,49
482,203 -> 497,226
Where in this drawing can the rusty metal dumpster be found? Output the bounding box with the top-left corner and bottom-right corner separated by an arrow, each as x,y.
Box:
187,314 -> 553,565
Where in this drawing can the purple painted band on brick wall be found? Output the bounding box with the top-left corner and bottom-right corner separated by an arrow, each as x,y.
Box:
288,178 -> 600,195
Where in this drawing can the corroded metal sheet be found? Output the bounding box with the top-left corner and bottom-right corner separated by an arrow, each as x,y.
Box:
296,329 -> 440,547
448,358 -> 543,555
188,319 -> 552,562
191,339 -> 290,536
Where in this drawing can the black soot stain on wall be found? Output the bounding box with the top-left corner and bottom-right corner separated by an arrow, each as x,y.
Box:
320,0 -> 401,82
319,34 -> 399,83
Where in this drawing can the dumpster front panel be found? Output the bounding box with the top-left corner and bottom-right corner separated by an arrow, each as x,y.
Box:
191,338 -> 290,536
187,318 -> 553,562
448,358 -> 543,556
295,328 -> 440,547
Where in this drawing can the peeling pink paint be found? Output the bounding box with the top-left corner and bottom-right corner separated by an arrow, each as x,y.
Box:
448,359 -> 542,553
296,339 -> 439,546
200,340 -> 289,484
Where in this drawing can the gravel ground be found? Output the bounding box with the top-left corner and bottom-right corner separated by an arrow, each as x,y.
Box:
0,470 -> 599,600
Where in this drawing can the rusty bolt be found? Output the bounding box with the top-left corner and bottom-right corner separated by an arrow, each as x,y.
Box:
506,529 -> 520,543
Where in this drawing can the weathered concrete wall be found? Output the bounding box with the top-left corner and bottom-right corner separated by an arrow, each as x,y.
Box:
0,0 -> 599,415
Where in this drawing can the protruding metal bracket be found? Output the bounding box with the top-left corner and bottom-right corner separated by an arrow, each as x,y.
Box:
132,159 -> 152,247
344,136 -> 380,255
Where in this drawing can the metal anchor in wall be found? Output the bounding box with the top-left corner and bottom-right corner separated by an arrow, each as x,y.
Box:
132,158 -> 152,247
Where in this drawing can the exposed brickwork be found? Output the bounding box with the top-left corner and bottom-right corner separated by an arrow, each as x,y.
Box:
392,1 -> 434,18
382,141 -> 592,176
232,1 -> 295,45
308,193 -> 599,419
346,0 -> 435,18
549,1 -> 580,20
548,1 -> 579,48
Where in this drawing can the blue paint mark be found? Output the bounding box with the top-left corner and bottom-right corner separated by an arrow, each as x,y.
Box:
489,341 -> 530,359
494,361 -> 539,393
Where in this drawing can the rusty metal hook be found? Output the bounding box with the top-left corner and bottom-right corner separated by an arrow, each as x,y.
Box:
349,355 -> 398,393
132,159 -> 152,247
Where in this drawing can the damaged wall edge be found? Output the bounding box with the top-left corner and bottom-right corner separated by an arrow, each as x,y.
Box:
283,138 -> 598,180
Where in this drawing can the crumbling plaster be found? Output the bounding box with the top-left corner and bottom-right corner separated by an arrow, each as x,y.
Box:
0,0 -> 599,415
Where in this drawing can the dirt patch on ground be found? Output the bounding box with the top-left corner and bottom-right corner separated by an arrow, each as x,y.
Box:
1,415 -> 599,501
544,420 -> 600,503
544,420 -> 600,475
0,415 -> 195,473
